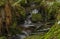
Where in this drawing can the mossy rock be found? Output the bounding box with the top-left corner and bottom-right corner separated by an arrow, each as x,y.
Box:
31,14 -> 42,22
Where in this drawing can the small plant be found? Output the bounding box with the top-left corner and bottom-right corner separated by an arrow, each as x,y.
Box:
31,14 -> 42,23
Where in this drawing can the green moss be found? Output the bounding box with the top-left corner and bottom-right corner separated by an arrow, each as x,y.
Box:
32,14 -> 42,22
25,34 -> 45,39
0,36 -> 6,39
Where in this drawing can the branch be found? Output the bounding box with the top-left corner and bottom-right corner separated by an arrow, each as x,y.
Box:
12,0 -> 22,6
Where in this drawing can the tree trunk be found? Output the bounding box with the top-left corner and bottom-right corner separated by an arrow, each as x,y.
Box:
4,0 -> 12,36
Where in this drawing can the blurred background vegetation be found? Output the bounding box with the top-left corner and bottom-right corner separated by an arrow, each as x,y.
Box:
0,0 -> 60,39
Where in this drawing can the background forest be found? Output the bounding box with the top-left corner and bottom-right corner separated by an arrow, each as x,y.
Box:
0,0 -> 60,39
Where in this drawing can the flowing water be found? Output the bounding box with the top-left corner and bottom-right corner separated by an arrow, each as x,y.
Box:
16,9 -> 39,39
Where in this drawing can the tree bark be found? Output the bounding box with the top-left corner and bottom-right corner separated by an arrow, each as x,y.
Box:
4,0 -> 12,36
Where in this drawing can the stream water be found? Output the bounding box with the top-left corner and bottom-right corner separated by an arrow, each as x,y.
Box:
11,3 -> 51,39
13,9 -> 39,39
5,7 -> 50,39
